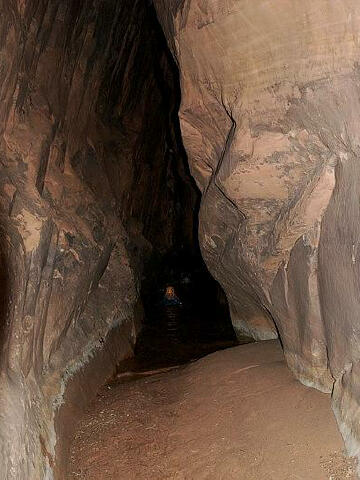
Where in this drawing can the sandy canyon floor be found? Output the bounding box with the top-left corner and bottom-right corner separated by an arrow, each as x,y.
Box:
68,341 -> 357,480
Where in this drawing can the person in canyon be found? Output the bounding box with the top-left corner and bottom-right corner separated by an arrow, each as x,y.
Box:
162,285 -> 182,306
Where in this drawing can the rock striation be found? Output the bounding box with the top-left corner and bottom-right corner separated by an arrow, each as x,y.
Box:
0,1 -> 195,478
154,0 -> 360,471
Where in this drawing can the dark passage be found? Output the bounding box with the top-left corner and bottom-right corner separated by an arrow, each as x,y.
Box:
107,5 -> 248,378
135,299 -> 238,370
114,248 -> 252,378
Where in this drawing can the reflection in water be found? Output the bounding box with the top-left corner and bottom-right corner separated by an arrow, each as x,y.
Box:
115,248 -> 253,377
163,307 -> 180,341
130,291 -> 253,373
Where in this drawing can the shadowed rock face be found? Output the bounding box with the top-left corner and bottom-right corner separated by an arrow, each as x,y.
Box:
154,0 -> 360,470
0,1 -> 196,478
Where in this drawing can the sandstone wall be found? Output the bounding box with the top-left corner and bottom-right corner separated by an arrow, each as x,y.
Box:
154,0 -> 360,470
0,1 -> 194,478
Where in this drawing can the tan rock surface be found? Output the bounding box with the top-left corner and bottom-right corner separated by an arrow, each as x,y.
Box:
154,0 -> 360,471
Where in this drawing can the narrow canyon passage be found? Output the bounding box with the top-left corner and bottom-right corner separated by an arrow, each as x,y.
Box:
3,1 -> 360,479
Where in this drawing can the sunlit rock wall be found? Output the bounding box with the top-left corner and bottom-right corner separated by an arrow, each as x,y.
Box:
0,1 -> 195,478
154,0 -> 360,470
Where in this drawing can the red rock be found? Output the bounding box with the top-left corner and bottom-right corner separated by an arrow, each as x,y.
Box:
0,2 -> 196,478
154,0 -> 360,472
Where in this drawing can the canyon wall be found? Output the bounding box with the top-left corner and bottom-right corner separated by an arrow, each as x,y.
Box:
0,1 -> 195,478
154,0 -> 360,469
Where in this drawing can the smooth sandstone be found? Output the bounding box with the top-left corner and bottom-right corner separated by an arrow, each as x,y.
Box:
154,0 -> 360,471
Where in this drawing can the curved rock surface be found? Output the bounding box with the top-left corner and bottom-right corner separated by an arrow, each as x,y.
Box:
0,1 -> 196,478
154,0 -> 360,468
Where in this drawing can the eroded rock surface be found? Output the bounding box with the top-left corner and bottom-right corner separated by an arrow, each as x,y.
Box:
154,0 -> 360,469
0,1 -> 195,478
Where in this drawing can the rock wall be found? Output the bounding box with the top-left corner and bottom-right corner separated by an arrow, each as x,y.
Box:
0,1 -> 195,478
154,0 -> 360,470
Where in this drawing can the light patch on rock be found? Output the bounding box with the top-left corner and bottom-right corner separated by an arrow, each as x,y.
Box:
16,209 -> 43,252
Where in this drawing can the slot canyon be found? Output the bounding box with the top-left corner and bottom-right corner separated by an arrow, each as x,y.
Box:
1,0 -> 360,478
